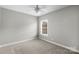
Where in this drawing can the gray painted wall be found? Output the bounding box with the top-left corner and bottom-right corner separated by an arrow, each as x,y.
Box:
0,8 -> 37,45
39,6 -> 79,50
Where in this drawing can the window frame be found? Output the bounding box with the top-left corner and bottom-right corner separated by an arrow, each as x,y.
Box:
40,20 -> 48,36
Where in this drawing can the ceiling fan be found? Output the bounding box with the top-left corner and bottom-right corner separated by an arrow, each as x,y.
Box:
34,5 -> 47,13
34,5 -> 39,13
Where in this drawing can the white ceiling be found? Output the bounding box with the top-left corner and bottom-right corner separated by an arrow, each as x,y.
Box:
0,5 -> 69,16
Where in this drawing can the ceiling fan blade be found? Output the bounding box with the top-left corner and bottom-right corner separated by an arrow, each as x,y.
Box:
40,9 -> 48,12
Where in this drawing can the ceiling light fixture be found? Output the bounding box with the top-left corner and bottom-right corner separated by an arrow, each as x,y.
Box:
34,5 -> 40,13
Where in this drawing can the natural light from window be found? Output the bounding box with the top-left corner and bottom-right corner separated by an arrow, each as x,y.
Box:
40,19 -> 48,36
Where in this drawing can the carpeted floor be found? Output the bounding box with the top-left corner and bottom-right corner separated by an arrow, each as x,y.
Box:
0,39 -> 78,54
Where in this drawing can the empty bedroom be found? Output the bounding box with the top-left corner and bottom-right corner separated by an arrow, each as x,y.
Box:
0,5 -> 79,54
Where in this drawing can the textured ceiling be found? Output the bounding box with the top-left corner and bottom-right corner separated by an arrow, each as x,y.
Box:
0,5 -> 69,16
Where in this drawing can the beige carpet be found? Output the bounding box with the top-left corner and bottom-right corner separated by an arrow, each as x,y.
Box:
0,39 -> 78,54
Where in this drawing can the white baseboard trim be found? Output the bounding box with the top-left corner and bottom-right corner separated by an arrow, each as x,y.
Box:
39,37 -> 79,53
0,38 -> 34,48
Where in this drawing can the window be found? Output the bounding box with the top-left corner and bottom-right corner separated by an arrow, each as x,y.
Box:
40,20 -> 48,35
